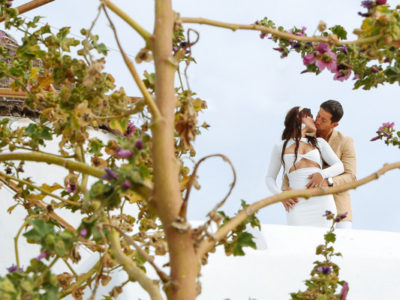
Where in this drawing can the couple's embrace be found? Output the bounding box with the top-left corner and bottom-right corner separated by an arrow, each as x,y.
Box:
266,100 -> 356,228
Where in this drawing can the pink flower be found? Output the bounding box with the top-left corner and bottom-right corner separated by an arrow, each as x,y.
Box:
315,42 -> 330,54
122,181 -> 131,190
135,139 -> 144,150
316,52 -> 337,72
124,122 -> 135,138
35,251 -> 47,261
340,282 -> 349,300
80,228 -> 88,237
334,68 -> 352,82
376,0 -> 387,5
115,147 -> 133,158
67,183 -> 77,193
303,53 -> 316,65
379,122 -> 395,131
370,136 -> 380,141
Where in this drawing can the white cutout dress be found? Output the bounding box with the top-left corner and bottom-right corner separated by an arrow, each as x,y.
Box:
266,138 -> 344,227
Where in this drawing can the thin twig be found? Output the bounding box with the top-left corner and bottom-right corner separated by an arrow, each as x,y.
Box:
181,154 -> 236,218
103,224 -> 170,283
0,172 -> 81,207
196,161 -> 400,259
180,17 -> 382,46
102,5 -> 162,123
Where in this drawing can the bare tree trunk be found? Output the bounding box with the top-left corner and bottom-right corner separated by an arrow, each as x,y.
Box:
152,0 -> 198,299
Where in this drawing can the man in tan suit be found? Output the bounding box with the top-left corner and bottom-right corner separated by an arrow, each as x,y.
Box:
283,100 -> 357,228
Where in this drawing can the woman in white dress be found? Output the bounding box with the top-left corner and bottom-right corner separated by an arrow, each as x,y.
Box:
266,106 -> 344,227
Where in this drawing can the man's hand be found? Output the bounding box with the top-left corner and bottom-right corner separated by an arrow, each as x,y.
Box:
282,187 -> 298,212
306,172 -> 324,189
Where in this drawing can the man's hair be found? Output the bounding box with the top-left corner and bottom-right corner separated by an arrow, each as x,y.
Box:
320,100 -> 343,123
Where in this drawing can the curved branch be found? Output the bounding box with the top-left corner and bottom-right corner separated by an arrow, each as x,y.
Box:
180,17 -> 382,46
196,161 -> 400,259
181,154 -> 236,218
109,229 -> 163,300
104,224 -> 169,283
101,0 -> 153,48
102,5 -> 162,123
0,152 -> 104,178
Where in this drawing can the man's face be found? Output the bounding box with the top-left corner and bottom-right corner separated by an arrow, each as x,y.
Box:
315,108 -> 336,133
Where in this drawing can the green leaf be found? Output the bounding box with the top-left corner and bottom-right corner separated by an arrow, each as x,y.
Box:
329,25 -> 347,40
233,232 -> 257,256
324,232 -> 336,243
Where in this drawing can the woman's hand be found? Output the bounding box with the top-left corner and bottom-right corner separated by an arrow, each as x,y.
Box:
302,115 -> 316,135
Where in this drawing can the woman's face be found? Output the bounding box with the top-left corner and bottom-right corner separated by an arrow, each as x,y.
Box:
302,115 -> 316,133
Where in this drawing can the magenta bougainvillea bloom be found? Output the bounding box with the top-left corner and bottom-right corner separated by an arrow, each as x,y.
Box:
316,52 -> 337,72
115,147 -> 133,158
80,228 -> 88,237
317,266 -> 332,275
371,67 -> 379,73
334,68 -> 352,82
35,251 -> 47,261
315,42 -> 330,54
361,0 -> 373,9
135,139 -> 144,150
378,122 -> 395,130
124,122 -> 136,138
303,53 -> 316,65
340,282 -> 349,300
122,181 -> 131,190
370,135 -> 380,141
67,182 -> 77,193
376,0 -> 387,5
102,168 -> 118,181
7,264 -> 23,273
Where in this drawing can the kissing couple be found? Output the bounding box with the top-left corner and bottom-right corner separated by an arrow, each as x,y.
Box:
266,100 -> 356,228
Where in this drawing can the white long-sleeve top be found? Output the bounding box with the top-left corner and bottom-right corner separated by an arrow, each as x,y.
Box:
265,138 -> 344,194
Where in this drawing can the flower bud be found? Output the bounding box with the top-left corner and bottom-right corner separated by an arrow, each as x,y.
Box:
318,21 -> 327,32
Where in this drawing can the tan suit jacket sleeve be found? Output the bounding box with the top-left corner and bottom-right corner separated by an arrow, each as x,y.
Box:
332,136 -> 357,186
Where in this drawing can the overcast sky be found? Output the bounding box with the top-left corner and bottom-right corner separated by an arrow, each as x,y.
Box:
8,0 -> 400,232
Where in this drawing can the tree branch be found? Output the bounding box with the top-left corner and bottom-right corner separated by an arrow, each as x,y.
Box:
104,224 -> 170,283
109,229 -> 163,300
180,17 -> 381,46
101,0 -> 153,48
196,161 -> 400,259
0,172 -> 81,207
0,152 -> 104,178
0,0 -> 54,22
102,5 -> 162,124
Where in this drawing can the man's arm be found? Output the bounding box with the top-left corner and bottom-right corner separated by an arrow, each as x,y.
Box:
333,136 -> 357,186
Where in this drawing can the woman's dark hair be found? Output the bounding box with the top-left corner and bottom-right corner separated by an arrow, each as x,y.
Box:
280,106 -> 320,172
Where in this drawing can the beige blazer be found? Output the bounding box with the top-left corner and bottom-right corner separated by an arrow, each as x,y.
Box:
282,130 -> 357,221
325,130 -> 357,221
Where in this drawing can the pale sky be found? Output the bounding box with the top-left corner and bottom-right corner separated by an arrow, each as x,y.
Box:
6,0 -> 400,232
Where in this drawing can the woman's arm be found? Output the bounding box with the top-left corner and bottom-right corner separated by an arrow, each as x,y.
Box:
318,138 -> 344,178
265,142 -> 283,194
